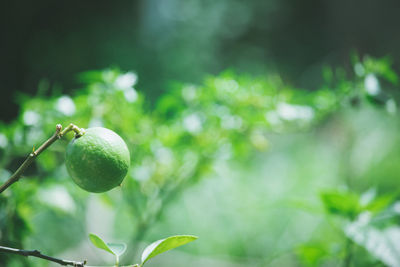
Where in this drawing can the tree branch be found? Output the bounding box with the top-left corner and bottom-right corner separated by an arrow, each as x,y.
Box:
0,245 -> 86,266
0,123 -> 88,265
0,123 -> 85,194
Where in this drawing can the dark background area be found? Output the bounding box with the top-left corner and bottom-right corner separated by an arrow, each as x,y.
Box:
2,0 -> 400,122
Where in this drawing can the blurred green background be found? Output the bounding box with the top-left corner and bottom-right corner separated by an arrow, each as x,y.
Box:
1,1 -> 400,266
3,0 -> 400,120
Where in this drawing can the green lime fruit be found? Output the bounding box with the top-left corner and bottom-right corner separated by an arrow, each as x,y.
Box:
65,127 -> 130,193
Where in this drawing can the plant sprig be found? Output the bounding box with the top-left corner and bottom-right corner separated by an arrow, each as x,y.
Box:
0,124 -> 198,267
0,123 -> 84,194
89,233 -> 198,267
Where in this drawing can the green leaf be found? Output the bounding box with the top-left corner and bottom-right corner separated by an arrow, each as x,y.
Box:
296,244 -> 328,266
107,242 -> 127,257
89,233 -> 126,257
141,235 -> 198,265
320,190 -> 361,219
89,233 -> 114,255
365,193 -> 398,214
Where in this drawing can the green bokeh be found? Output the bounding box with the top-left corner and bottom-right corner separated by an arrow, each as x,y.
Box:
0,52 -> 399,266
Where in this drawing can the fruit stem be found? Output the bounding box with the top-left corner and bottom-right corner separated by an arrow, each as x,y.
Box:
115,255 -> 119,267
60,123 -> 86,138
0,123 -> 84,194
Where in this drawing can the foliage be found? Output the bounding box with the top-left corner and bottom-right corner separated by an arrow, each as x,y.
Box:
0,56 -> 400,266
89,233 -> 127,258
140,235 -> 197,266
88,233 -> 196,266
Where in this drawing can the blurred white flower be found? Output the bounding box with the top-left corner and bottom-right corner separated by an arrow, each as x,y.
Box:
364,74 -> 380,96
56,95 -> 76,116
0,133 -> 8,148
276,103 -> 314,121
23,110 -> 40,126
183,113 -> 203,133
115,72 -> 138,90
123,88 -> 138,103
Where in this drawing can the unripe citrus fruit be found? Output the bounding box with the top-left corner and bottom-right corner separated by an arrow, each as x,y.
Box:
65,127 -> 130,193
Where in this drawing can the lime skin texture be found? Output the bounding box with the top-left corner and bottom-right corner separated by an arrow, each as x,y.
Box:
65,127 -> 130,193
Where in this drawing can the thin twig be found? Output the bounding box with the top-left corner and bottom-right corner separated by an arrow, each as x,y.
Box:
0,124 -> 62,193
0,123 -> 85,194
0,124 -> 87,266
0,245 -> 86,266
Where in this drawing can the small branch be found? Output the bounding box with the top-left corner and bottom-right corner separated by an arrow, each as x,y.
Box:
60,123 -> 86,137
0,245 -> 86,266
0,123 -> 87,265
0,123 -> 85,194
